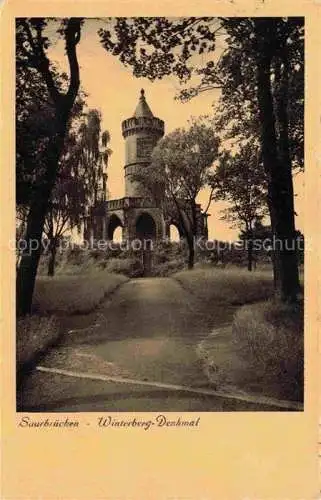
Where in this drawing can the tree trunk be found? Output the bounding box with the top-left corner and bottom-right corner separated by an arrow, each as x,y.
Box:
267,196 -> 281,292
254,19 -> 299,302
47,238 -> 58,276
170,195 -> 196,270
188,199 -> 198,269
16,198 -> 49,316
16,19 -> 81,316
187,237 -> 195,269
247,236 -> 253,271
16,133 -> 65,316
274,37 -> 300,299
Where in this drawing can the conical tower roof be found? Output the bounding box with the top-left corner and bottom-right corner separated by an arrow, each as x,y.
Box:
122,89 -> 164,139
134,89 -> 154,118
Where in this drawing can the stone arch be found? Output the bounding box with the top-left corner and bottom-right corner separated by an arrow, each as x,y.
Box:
166,219 -> 184,240
169,223 -> 182,242
107,214 -> 123,241
135,212 -> 156,241
113,226 -> 123,242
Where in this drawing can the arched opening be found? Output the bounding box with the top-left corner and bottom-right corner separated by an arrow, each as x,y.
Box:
135,212 -> 156,241
113,226 -> 123,242
135,212 -> 156,277
107,214 -> 123,241
169,224 -> 181,242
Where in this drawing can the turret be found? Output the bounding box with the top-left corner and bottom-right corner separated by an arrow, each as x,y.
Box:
122,89 -> 164,198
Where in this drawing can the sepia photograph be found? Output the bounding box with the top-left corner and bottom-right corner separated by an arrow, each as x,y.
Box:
16,16 -> 304,413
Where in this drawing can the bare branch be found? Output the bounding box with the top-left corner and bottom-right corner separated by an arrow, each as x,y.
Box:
21,19 -> 62,106
203,186 -> 214,215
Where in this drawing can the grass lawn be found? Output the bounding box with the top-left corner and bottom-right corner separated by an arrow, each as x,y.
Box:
17,271 -> 128,376
175,266 -> 303,403
32,271 -> 129,315
173,266 -> 275,306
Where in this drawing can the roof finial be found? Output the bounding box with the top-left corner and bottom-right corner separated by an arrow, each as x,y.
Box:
133,88 -> 153,117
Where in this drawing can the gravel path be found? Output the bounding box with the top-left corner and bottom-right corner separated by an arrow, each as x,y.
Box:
18,278 -> 287,412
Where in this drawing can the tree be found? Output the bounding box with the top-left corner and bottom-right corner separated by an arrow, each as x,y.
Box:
16,58 -> 87,278
16,66 -> 88,277
43,109 -> 111,276
43,163 -> 83,277
211,143 -> 268,271
133,119 -> 219,268
238,220 -> 267,270
16,18 -> 82,315
70,109 -> 112,246
195,18 -> 303,299
254,18 -> 301,301
99,16 -> 303,301
77,110 -> 111,208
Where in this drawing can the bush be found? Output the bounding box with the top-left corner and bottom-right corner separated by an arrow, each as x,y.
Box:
104,257 -> 143,277
152,258 -> 186,277
17,315 -> 59,368
232,300 -> 304,401
32,271 -> 128,315
147,241 -> 187,276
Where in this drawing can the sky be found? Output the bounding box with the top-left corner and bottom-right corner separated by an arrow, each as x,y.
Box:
48,19 -> 304,241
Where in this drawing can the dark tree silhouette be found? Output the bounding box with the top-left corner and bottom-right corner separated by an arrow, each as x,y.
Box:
16,18 -> 82,315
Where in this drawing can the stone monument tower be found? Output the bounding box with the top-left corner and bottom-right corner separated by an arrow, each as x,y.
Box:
84,89 -> 208,244
122,89 -> 164,198
84,89 -> 166,243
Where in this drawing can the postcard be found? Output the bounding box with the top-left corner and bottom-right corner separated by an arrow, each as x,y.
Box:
1,1 -> 320,498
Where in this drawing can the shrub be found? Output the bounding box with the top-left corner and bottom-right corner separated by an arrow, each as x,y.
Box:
232,300 -> 304,401
152,258 -> 186,277
104,257 -> 143,277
